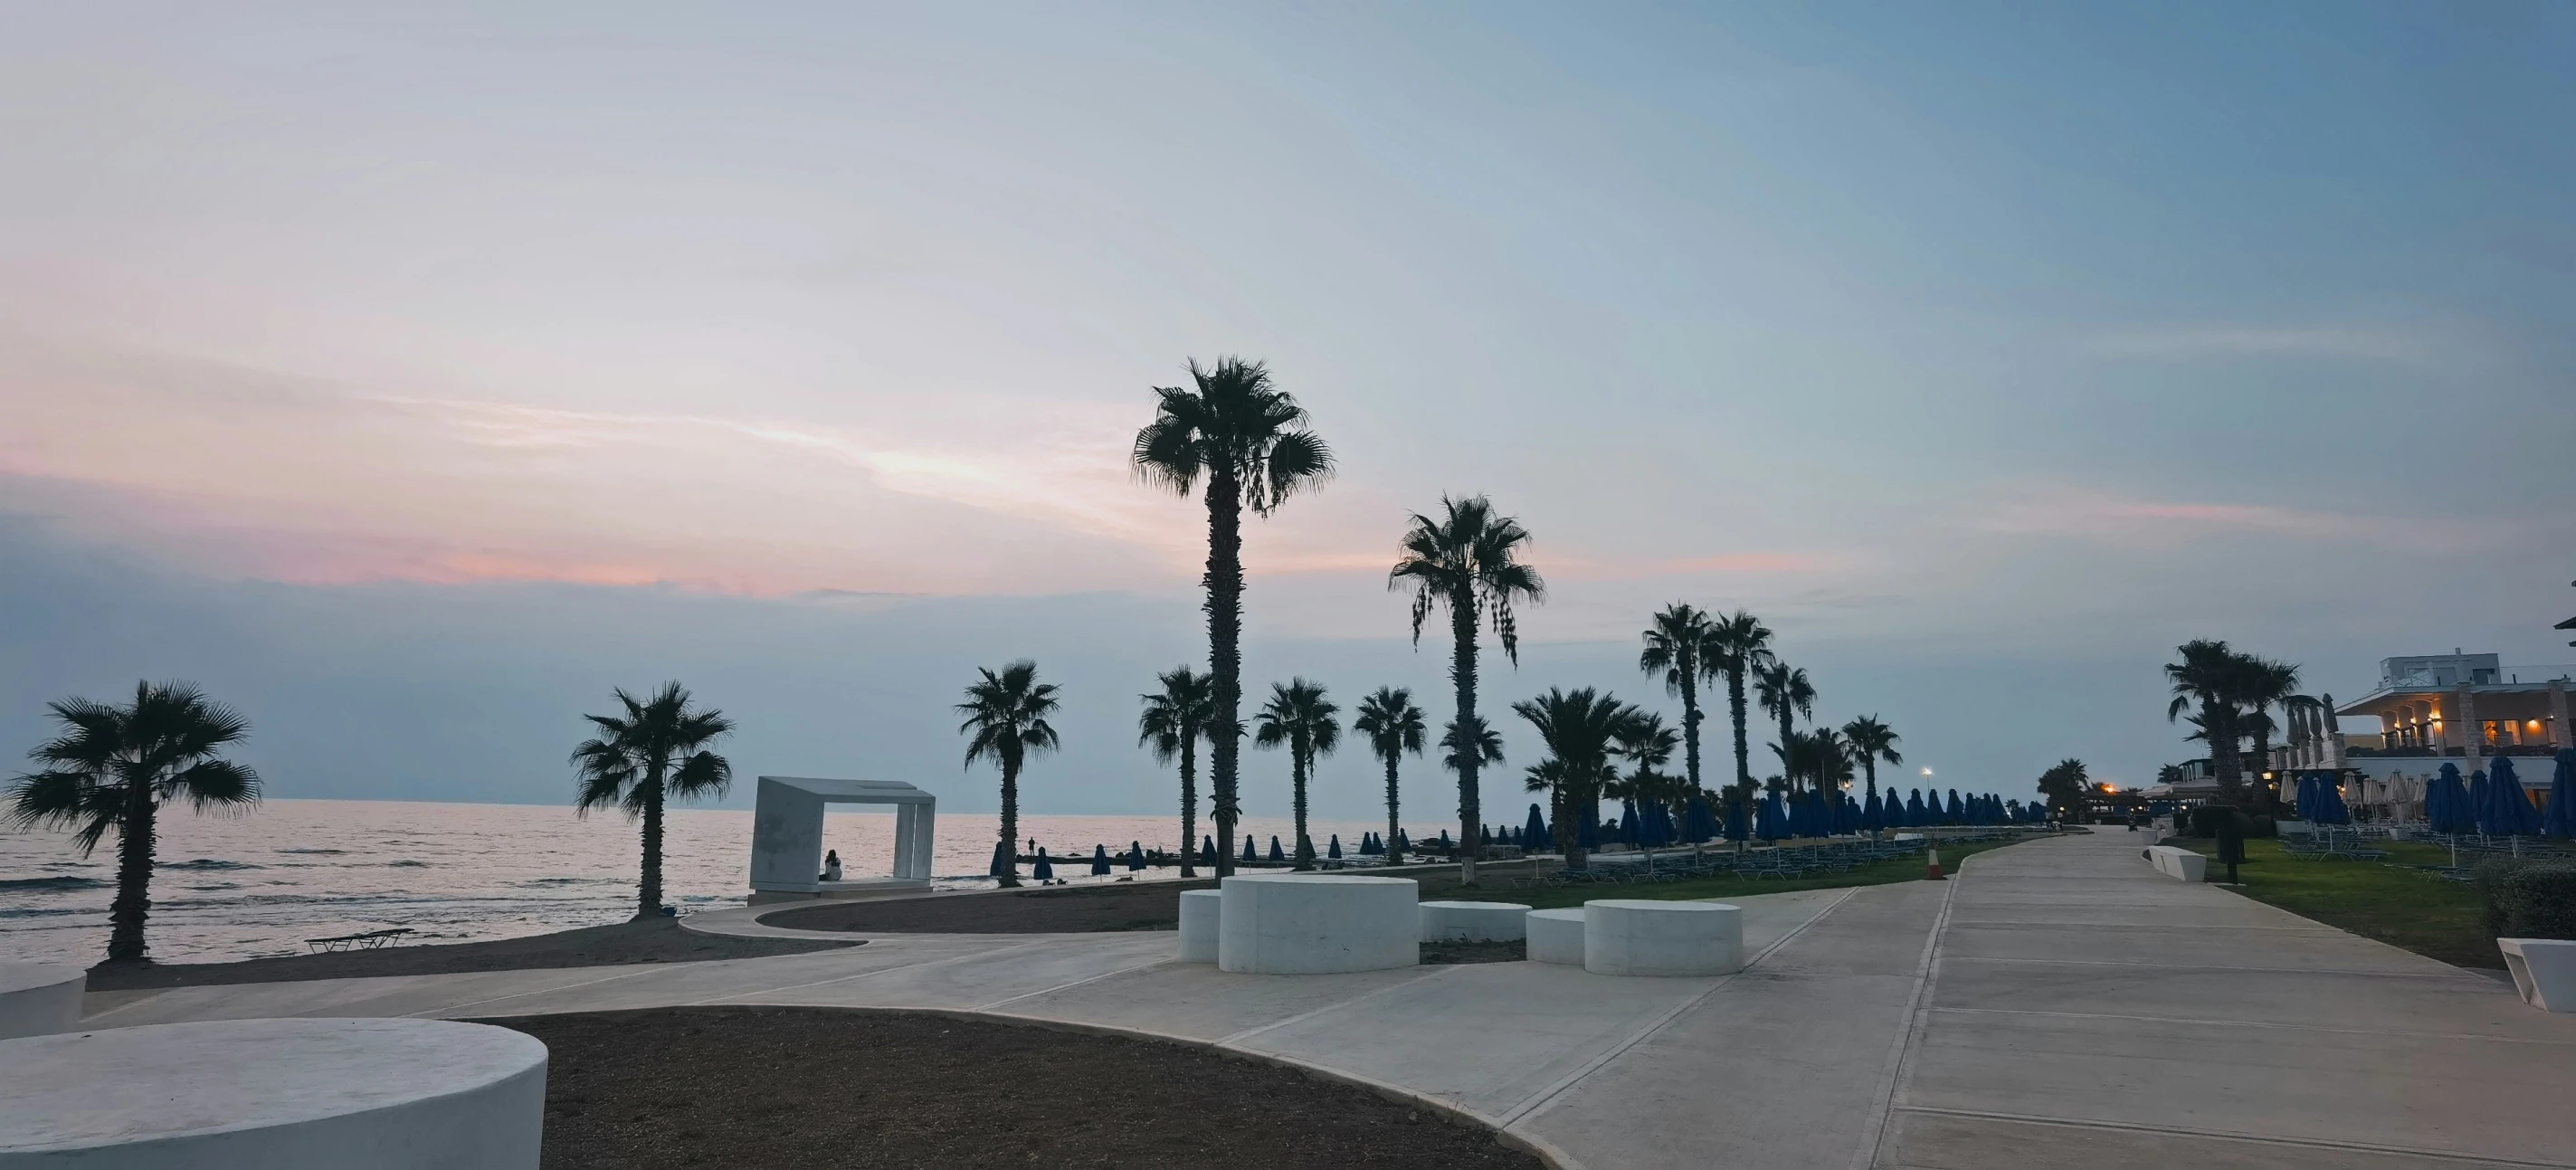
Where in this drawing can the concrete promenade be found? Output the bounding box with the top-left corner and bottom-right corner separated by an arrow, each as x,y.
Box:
74,832 -> 2576,1168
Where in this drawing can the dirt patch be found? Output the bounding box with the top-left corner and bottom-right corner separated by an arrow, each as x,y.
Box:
86,918 -> 857,990
488,1007 -> 1541,1170
765,863 -> 1548,935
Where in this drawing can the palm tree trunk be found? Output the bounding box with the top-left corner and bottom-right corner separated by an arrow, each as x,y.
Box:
1384,756 -> 1401,867
998,754 -> 1022,889
1727,669 -> 1753,801
637,763 -> 666,919
1204,471 -> 1242,880
1291,742 -> 1313,870
1449,592 -> 1481,887
1681,669 -> 1703,795
1179,736 -> 1199,879
1554,787 -> 1586,871
1863,760 -> 1878,839
106,780 -> 157,962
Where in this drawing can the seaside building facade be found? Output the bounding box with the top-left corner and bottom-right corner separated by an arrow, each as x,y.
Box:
2291,651 -> 2574,818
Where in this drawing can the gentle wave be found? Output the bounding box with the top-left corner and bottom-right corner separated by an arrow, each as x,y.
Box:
162,859 -> 261,871
0,875 -> 107,892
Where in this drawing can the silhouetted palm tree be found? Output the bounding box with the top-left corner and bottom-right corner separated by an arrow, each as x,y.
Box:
573,681 -> 735,918
1613,711 -> 1683,860
8,681 -> 261,962
1138,666 -> 1215,878
1841,715 -> 1903,817
2165,639 -> 2244,804
1255,679 -> 1340,870
1391,494 -> 1544,886
2236,655 -> 2302,796
1513,687 -> 1637,871
1638,604 -> 1716,799
1351,687 -> 1426,867
957,661 -> 1061,889
1706,610 -> 1774,801
1134,357 -> 1332,879
1754,661 -> 1815,791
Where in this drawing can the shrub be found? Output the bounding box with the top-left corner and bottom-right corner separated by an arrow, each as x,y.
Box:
2478,860 -> 2576,941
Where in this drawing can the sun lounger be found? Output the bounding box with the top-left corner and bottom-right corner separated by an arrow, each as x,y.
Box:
304,927 -> 413,953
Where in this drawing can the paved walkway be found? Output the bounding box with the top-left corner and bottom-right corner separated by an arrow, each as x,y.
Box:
77,833 -> 2575,1169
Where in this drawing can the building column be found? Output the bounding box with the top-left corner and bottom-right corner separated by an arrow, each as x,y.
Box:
2552,680 -> 2571,750
2457,686 -> 2480,763
892,803 -> 918,879
2322,693 -> 2344,770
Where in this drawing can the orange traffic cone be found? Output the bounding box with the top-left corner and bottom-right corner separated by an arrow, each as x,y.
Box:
1925,847 -> 1946,880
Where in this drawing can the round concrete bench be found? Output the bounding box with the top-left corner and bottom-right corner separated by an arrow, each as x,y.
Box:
1218,874 -> 1420,975
1420,900 -> 1532,943
1583,899 -> 1744,977
1179,889 -> 1222,963
0,962 -> 84,1040
1525,908 -> 1587,965
0,1017 -> 547,1168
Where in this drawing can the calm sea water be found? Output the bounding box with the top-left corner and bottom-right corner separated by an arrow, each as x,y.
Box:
0,799 -> 1418,965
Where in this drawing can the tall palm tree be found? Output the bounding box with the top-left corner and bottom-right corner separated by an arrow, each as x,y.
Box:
1254,679 -> 1340,870
1390,494 -> 1545,887
1351,687 -> 1426,865
1440,714 -> 1507,857
1512,687 -> 1636,871
957,661 -> 1061,889
2038,757 -> 2089,817
1705,610 -> 1774,801
2235,655 -> 2301,795
7,681 -> 261,963
1841,715 -> 1903,813
1612,711 -> 1683,860
1138,666 -> 1215,878
1134,357 -> 1333,880
572,681 -> 736,919
1754,661 -> 1815,791
1638,604 -> 1716,799
2165,639 -> 2245,804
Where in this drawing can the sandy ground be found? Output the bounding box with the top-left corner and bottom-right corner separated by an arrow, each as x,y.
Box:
489,1006 -> 1541,1170
86,918 -> 857,990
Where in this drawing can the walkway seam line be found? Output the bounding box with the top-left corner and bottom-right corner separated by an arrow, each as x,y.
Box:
972,953 -> 1181,1013
1893,1106 -> 2576,1169
1853,845 -> 1969,1170
412,964 -> 675,1018
1499,886 -> 1863,1131
1212,965 -> 1455,1048
1945,954 -> 2500,980
681,937 -> 1062,1005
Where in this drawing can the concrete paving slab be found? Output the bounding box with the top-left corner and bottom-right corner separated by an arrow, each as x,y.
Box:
999,960 -> 1448,1042
1937,918 -> 2443,973
1882,1110 -> 2535,1170
723,934 -> 1176,1011
1932,959 -> 2544,1042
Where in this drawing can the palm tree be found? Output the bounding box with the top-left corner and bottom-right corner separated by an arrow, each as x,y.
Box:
2037,757 -> 2089,818
1134,357 -> 1333,880
1390,494 -> 1545,887
1705,610 -> 1774,801
1754,661 -> 1815,791
2235,655 -> 2301,798
1254,679 -> 1340,870
1638,604 -> 1716,799
7,681 -> 261,963
1138,666 -> 1215,878
1351,687 -> 1426,866
957,661 -> 1062,889
571,681 -> 736,919
1440,714 -> 1507,858
1612,711 -> 1682,860
1841,715 -> 1903,817
2165,639 -> 2245,804
1512,687 -> 1636,871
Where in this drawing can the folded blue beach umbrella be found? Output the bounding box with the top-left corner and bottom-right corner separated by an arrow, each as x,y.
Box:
2484,756 -> 2540,836
1269,836 -> 1285,861
2317,775 -> 2352,824
1845,794 -> 1863,834
1032,847 -> 1055,881
1862,791 -> 1883,832
1687,796 -> 1717,843
1242,834 -> 1258,861
1756,793 -> 1786,841
2293,774 -> 2315,823
989,838 -> 1013,877
2470,769 -> 2490,825
1803,791 -> 1830,838
1906,790 -> 1926,825
1090,844 -> 1112,875
1327,834 -> 1343,859
2543,749 -> 2576,840
1202,835 -> 1218,862
1723,798 -> 1747,842
1128,841 -> 1147,870
1395,828 -> 1412,854
2438,764 -> 2477,834
1525,803 -> 1550,849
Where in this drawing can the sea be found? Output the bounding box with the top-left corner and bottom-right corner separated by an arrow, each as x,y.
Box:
0,799 -> 1419,965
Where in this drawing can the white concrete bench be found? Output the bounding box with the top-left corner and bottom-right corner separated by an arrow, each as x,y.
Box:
1420,900 -> 1531,943
2498,938 -> 2576,1013
1584,899 -> 1744,977
0,1017 -> 546,1168
1218,873 -> 1421,975
2144,845 -> 2207,882
1526,908 -> 1586,965
1178,889 -> 1221,963
0,962 -> 83,1040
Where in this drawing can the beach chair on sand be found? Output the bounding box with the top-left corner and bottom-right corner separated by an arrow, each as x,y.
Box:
305,927 -> 413,954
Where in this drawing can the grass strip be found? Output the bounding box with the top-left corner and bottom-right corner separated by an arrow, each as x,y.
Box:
2180,838 -> 2499,969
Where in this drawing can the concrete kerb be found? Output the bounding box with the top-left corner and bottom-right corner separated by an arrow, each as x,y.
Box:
507,1001 -> 1590,1170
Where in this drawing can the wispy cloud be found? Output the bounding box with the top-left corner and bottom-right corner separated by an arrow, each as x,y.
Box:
1978,488 -> 2366,542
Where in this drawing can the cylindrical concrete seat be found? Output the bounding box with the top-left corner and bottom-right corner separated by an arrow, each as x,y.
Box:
1420,900 -> 1531,943
0,962 -> 84,1040
1526,908 -> 1586,965
1179,889 -> 1222,962
1218,874 -> 1420,974
0,1017 -> 547,1168
1583,899 -> 1744,977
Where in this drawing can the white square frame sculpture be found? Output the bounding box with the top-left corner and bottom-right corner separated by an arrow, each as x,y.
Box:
748,775 -> 936,898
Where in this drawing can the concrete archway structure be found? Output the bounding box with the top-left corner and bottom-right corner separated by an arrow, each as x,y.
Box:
748,775 -> 936,903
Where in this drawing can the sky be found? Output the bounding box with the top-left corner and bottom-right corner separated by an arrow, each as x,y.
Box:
4,3 -> 2572,823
